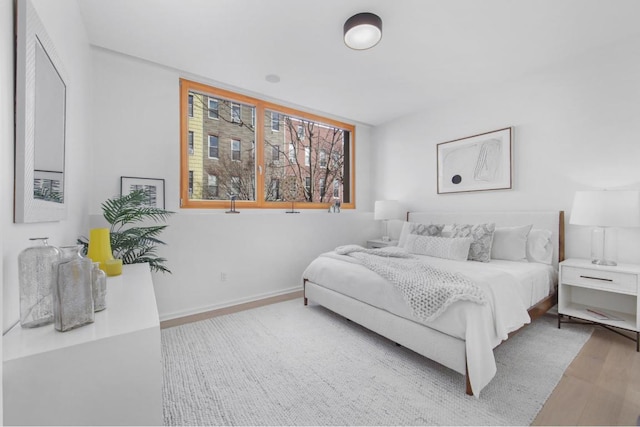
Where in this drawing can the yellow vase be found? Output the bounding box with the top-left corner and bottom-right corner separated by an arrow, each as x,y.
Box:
87,228 -> 114,273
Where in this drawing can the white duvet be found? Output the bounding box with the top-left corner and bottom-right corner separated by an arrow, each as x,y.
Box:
302,249 -> 551,395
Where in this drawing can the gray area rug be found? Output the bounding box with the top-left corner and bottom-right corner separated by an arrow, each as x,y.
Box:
162,299 -> 592,426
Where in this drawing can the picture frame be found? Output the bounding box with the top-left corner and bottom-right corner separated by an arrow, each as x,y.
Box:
120,176 -> 166,209
437,127 -> 512,194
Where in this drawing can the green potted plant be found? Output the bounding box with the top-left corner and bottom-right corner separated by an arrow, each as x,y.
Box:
79,189 -> 174,273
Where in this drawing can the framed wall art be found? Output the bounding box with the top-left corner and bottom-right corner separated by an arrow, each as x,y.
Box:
121,176 -> 165,208
437,127 -> 512,194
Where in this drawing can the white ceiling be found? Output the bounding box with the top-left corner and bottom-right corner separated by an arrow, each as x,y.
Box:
78,0 -> 640,126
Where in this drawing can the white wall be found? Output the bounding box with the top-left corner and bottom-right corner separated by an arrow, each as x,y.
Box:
89,48 -> 377,320
372,34 -> 640,264
2,0 -> 93,331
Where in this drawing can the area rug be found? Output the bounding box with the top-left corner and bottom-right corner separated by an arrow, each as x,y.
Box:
161,299 -> 592,426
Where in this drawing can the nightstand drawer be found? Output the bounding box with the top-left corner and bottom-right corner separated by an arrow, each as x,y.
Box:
562,266 -> 637,294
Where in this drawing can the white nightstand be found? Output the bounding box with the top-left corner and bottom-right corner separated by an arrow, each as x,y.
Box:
558,258 -> 640,352
366,239 -> 398,249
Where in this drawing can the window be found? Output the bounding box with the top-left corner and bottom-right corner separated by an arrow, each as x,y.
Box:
230,176 -> 240,195
188,94 -> 194,117
188,131 -> 194,155
305,176 -> 311,197
208,135 -> 219,158
180,78 -> 355,209
207,174 -> 218,198
208,98 -> 219,119
333,179 -> 340,198
231,102 -> 241,123
319,149 -> 327,168
231,139 -> 241,161
288,143 -> 296,162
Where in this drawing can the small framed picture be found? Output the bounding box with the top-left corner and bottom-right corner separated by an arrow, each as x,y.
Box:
120,176 -> 165,208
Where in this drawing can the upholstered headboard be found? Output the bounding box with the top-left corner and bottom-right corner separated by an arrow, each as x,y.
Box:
407,211 -> 565,269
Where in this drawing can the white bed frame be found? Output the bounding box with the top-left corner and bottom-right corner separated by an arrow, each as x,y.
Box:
304,211 -> 565,395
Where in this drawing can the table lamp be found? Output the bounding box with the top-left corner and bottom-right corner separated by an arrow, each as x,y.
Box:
374,200 -> 402,242
570,190 -> 640,266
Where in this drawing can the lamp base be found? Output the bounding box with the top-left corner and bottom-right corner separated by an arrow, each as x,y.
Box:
591,227 -> 618,267
592,259 -> 617,266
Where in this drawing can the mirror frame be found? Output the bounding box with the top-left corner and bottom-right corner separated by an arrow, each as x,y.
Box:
15,0 -> 68,223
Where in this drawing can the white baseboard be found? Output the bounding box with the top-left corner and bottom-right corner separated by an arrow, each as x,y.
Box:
158,285 -> 303,322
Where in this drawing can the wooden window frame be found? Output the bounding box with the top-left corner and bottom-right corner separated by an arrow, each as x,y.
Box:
179,78 -> 356,210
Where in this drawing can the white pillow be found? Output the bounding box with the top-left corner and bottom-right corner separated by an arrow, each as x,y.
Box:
405,235 -> 473,261
491,224 -> 533,261
526,228 -> 553,264
397,222 -> 444,248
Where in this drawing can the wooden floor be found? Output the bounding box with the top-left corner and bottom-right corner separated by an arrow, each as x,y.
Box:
162,296 -> 639,425
533,324 -> 640,426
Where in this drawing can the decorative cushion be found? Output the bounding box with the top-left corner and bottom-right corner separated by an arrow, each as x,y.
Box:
490,225 -> 533,261
526,228 -> 554,264
405,235 -> 473,261
398,222 -> 444,248
450,223 -> 496,262
440,224 -> 454,238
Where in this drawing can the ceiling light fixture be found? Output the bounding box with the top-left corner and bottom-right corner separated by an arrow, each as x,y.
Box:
343,12 -> 382,50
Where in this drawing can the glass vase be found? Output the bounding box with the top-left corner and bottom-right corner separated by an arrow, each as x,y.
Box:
91,262 -> 107,312
87,227 -> 114,273
53,245 -> 94,332
18,237 -> 59,328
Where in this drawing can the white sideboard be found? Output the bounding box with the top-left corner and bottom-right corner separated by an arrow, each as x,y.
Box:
3,263 -> 163,426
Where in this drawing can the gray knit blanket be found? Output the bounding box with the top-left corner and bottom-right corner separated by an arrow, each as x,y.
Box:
335,245 -> 487,322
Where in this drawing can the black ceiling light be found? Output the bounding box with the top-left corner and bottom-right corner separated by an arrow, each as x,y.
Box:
343,12 -> 382,50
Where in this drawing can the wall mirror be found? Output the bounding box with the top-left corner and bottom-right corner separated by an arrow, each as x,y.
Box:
15,0 -> 68,223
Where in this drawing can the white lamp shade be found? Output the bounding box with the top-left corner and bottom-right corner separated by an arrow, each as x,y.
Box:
570,190 -> 640,227
374,200 -> 401,220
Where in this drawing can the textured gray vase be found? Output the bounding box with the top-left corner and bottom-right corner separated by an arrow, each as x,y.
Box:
53,245 -> 94,332
18,237 -> 59,328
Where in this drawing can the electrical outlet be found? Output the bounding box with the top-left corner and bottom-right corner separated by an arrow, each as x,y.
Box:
220,272 -> 227,282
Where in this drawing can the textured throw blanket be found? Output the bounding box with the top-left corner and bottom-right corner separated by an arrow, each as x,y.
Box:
335,245 -> 487,322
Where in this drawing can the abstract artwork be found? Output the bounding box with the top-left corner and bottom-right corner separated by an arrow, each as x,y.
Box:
437,127 -> 512,194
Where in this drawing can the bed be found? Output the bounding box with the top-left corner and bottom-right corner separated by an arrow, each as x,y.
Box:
302,211 -> 565,397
